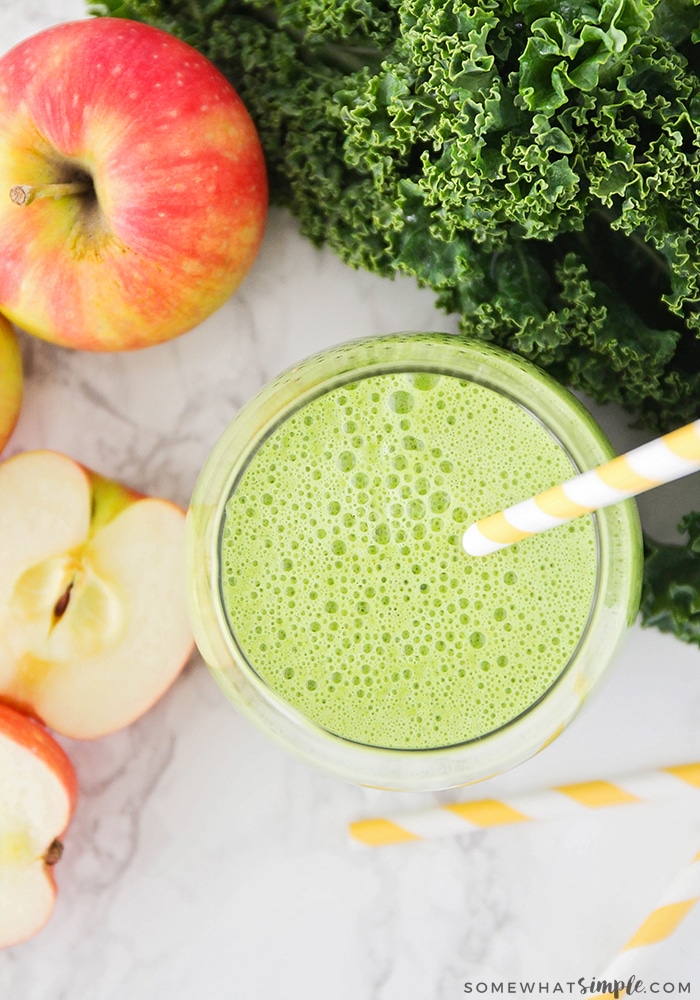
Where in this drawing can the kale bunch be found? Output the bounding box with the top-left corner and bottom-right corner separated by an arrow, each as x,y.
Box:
642,512 -> 700,644
93,0 -> 700,644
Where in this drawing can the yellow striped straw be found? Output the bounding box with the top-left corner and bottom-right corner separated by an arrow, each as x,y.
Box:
349,763 -> 700,847
463,418 -> 700,557
591,848 -> 700,997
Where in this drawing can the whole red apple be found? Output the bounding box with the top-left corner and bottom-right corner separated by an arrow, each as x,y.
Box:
0,18 -> 267,351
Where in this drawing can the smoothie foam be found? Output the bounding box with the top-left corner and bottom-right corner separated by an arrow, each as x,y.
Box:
220,370 -> 597,750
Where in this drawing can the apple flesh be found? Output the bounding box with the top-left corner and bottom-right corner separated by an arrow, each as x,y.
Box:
0,701 -> 78,948
0,450 -> 194,738
0,17 -> 267,351
0,315 -> 22,452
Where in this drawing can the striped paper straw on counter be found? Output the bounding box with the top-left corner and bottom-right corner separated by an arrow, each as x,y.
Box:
591,849 -> 700,996
463,418 -> 700,557
349,763 -> 700,847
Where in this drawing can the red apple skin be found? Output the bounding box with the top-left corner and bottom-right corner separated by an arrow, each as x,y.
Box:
0,702 -> 78,947
0,18 -> 268,351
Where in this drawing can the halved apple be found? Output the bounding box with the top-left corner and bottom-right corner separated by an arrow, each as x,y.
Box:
0,315 -> 22,453
0,701 -> 78,948
0,450 -> 194,738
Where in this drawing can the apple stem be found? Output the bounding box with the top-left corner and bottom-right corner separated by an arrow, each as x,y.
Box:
9,181 -> 93,207
44,839 -> 64,866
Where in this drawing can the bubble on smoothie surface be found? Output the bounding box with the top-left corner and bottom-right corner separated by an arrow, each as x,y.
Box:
220,371 -> 597,750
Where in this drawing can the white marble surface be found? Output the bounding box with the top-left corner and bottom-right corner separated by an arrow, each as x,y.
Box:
2,3 -> 700,997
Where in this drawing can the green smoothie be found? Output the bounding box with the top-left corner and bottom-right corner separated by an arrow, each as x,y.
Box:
220,370 -> 597,750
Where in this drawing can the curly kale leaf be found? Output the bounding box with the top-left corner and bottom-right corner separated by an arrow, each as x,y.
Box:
516,0 -> 654,113
642,513 -> 700,647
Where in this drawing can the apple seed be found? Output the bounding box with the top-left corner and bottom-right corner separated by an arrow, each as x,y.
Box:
43,839 -> 64,866
53,581 -> 74,620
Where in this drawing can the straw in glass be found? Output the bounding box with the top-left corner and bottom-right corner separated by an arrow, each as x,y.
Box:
463,419 -> 700,557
